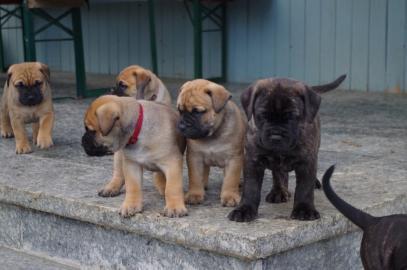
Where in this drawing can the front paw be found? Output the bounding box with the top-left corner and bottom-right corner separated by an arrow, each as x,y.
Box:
228,204 -> 258,222
163,204 -> 188,218
119,201 -> 142,218
16,142 -> 32,154
291,203 -> 320,220
1,129 -> 13,138
265,188 -> 291,203
36,136 -> 53,149
221,191 -> 241,207
98,182 -> 122,197
185,191 -> 205,205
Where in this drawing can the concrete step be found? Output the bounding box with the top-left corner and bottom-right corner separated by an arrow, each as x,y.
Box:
0,246 -> 79,270
0,91 -> 406,269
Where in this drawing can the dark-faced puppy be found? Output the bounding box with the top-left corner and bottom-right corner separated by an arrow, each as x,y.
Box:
322,165 -> 407,270
1,62 -> 54,154
228,75 -> 346,222
177,79 -> 246,206
110,65 -> 172,105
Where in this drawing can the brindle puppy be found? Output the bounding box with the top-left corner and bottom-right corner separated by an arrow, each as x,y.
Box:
322,165 -> 407,270
228,75 -> 346,222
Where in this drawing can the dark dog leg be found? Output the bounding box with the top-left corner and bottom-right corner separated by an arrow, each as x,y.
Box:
266,169 -> 291,203
291,162 -> 320,220
228,156 -> 265,222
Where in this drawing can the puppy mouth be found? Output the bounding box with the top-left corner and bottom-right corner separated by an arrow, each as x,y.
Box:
19,94 -> 43,106
177,122 -> 210,139
81,130 -> 113,156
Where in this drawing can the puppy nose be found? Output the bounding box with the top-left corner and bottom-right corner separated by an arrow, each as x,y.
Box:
271,134 -> 282,140
178,122 -> 186,131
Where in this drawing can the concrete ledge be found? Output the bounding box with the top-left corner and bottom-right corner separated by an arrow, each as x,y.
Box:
0,90 -> 406,268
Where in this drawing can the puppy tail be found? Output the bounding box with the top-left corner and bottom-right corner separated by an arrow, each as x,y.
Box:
311,74 -> 347,93
322,165 -> 375,230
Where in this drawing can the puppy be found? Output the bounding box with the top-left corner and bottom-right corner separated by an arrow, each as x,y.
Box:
82,95 -> 187,217
228,75 -> 346,222
177,79 -> 246,206
0,62 -> 54,154
110,65 -> 171,105
98,65 -> 173,198
322,165 -> 407,270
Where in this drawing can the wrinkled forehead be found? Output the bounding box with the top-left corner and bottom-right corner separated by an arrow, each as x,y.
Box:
177,80 -> 213,111
117,68 -> 138,85
256,79 -> 306,111
11,64 -> 44,83
84,96 -> 113,129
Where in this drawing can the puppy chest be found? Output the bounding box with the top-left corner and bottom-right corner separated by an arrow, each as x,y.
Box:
199,147 -> 231,167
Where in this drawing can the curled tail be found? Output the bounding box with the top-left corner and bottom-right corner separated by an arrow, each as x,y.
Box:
322,165 -> 375,230
312,74 -> 347,94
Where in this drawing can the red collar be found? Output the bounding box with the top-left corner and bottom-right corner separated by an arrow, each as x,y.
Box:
127,104 -> 144,145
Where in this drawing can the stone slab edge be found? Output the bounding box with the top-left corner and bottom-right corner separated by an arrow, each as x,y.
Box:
0,184 -> 406,261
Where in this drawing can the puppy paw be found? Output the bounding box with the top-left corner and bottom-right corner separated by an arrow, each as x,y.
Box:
265,188 -> 291,203
228,204 -> 257,222
36,136 -> 53,149
1,130 -> 14,138
15,142 -> 32,154
163,205 -> 188,218
291,203 -> 320,220
221,191 -> 241,207
119,201 -> 142,218
98,184 -> 122,197
185,191 -> 205,205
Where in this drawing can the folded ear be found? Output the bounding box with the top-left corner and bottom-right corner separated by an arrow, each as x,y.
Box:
205,85 -> 232,113
96,102 -> 121,136
240,84 -> 258,121
6,64 -> 15,87
134,69 -> 151,99
37,62 -> 50,83
303,87 -> 321,122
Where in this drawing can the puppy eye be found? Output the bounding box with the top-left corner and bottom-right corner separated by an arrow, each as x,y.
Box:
15,81 -> 24,88
118,81 -> 127,90
192,108 -> 206,114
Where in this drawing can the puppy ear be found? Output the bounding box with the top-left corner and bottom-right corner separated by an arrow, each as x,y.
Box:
303,87 -> 321,122
205,85 -> 232,113
134,70 -> 151,99
240,85 -> 257,121
96,102 -> 121,136
6,65 -> 15,87
37,62 -> 50,83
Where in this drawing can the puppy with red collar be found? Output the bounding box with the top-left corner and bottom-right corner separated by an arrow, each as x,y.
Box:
95,65 -> 173,199
82,95 -> 187,217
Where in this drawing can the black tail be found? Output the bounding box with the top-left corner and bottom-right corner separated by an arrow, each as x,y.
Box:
311,74 -> 347,94
322,165 -> 375,230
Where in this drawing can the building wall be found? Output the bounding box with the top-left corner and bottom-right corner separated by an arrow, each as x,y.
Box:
1,0 -> 406,92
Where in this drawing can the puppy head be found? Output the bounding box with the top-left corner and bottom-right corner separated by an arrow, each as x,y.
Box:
241,78 -> 321,153
82,96 -> 131,156
111,65 -> 155,100
176,79 -> 231,139
7,62 -> 50,106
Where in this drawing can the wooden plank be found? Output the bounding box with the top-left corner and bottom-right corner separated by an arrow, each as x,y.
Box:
368,0 -> 386,92
304,0 -> 320,85
289,0 -> 306,81
350,0 -> 369,91
386,0 -> 406,92
319,0 -> 335,83
227,0 -> 248,82
334,0 -> 352,90
259,0 -> 273,79
274,0 -> 290,78
247,0 -> 264,81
